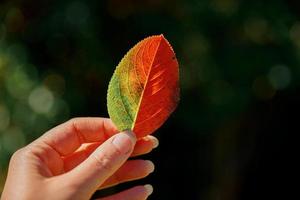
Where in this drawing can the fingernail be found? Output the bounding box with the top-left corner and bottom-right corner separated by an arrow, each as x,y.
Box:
125,130 -> 137,141
146,135 -> 159,148
144,184 -> 153,196
112,130 -> 136,154
145,160 -> 155,173
152,137 -> 159,148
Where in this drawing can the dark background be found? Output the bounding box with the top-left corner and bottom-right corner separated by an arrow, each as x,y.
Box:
0,0 -> 299,199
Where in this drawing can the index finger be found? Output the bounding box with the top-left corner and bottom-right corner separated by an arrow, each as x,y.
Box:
34,117 -> 119,156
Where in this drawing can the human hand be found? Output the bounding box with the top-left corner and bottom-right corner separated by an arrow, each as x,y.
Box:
1,118 -> 158,200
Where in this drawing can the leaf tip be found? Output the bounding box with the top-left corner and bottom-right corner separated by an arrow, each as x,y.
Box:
157,34 -> 168,43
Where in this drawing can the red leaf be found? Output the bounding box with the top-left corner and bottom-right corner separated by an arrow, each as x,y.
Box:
107,35 -> 180,137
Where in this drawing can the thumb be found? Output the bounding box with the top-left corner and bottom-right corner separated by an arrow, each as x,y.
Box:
64,130 -> 136,194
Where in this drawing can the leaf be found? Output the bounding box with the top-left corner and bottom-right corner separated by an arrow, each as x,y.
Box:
107,34 -> 179,138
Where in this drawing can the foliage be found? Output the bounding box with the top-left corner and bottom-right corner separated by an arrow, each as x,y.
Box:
107,35 -> 179,138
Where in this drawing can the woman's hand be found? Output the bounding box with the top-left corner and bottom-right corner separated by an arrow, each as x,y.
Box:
1,118 -> 158,200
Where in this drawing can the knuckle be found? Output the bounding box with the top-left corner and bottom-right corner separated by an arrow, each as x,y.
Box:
10,147 -> 26,164
67,117 -> 80,126
92,153 -> 115,172
10,146 -> 37,165
12,147 -> 26,158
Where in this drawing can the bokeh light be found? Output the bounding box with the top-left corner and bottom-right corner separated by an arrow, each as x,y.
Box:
268,65 -> 291,90
28,86 -> 54,114
0,28 -> 69,193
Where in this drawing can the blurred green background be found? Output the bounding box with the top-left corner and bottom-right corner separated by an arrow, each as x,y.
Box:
0,0 -> 299,199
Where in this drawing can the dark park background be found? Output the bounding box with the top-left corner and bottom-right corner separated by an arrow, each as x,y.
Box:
0,0 -> 299,199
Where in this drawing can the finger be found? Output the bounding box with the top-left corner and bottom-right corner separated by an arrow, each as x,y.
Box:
63,136 -> 158,171
100,160 -> 154,189
63,130 -> 136,194
63,142 -> 101,172
96,185 -> 153,200
131,135 -> 159,157
34,118 -> 119,156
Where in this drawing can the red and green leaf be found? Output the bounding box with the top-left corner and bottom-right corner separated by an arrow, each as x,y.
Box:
107,35 -> 179,138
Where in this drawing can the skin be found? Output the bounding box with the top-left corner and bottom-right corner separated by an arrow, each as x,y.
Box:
1,118 -> 158,200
